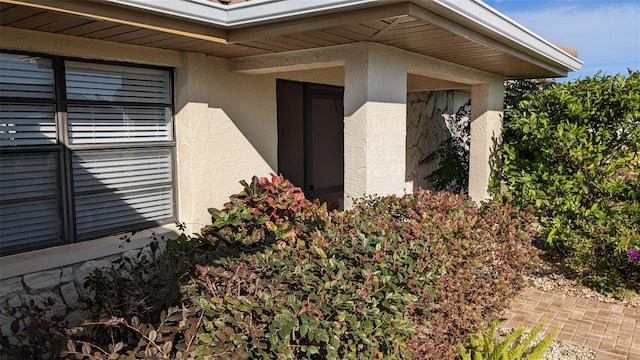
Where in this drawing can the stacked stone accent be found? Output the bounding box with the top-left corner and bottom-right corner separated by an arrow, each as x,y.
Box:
0,246 -> 156,343
405,90 -> 470,192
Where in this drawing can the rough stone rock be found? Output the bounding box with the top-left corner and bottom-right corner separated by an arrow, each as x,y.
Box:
19,291 -> 67,321
74,259 -> 112,300
6,295 -> 21,308
121,249 -> 140,262
74,259 -> 112,289
405,91 -> 458,191
138,246 -> 154,264
23,269 -> 61,292
60,281 -> 82,309
0,277 -> 24,299
0,309 -> 22,339
60,266 -> 74,283
64,309 -> 90,328
157,239 -> 167,253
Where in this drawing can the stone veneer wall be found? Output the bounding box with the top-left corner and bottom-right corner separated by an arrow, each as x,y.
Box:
0,244 -> 160,343
405,90 -> 471,192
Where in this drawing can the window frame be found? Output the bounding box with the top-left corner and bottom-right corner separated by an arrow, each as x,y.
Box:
0,50 -> 177,256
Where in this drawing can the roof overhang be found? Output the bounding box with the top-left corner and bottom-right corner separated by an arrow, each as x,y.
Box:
0,0 -> 583,78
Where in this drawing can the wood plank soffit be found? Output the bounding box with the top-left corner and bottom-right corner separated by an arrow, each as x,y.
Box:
0,0 -> 229,44
227,3 -> 411,44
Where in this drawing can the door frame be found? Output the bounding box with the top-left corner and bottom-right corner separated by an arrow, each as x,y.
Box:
276,79 -> 344,201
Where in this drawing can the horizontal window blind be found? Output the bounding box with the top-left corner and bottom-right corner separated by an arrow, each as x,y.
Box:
65,61 -> 171,104
72,148 -> 173,238
74,186 -> 173,237
0,53 -> 54,99
0,152 -> 62,253
67,105 -> 172,144
0,103 -> 56,146
1,51 -> 174,255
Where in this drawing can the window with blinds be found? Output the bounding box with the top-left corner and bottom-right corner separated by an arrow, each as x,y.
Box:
0,51 -> 175,256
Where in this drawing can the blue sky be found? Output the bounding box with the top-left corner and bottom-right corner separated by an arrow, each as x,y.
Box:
484,0 -> 640,81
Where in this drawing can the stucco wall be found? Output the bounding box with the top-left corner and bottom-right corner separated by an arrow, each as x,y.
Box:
0,27 -> 345,277
405,90 -> 471,192
175,52 -> 344,229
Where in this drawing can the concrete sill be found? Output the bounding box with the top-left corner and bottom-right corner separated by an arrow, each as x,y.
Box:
0,225 -> 179,280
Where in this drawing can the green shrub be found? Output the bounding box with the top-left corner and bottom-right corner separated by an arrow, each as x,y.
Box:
184,177 -> 431,359
83,231 -> 216,322
201,174 -> 331,248
458,320 -> 558,360
421,100 -> 471,194
368,195 -> 539,359
182,189 -> 537,359
60,176 -> 538,359
494,71 -> 640,292
0,302 -> 68,360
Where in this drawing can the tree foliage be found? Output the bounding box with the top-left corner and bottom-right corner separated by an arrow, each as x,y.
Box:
494,71 -> 640,291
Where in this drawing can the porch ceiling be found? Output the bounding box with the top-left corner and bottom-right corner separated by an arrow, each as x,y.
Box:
0,1 -> 578,78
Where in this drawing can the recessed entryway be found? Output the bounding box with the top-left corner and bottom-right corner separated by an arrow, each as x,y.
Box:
276,80 -> 344,210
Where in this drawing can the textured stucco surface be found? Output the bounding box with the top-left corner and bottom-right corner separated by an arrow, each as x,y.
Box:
469,82 -> 504,201
0,27 -> 347,275
343,45 -> 407,207
175,53 -> 344,227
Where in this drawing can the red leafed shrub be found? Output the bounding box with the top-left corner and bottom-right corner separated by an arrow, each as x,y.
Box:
336,192 -> 539,358
54,179 -> 538,359
201,174 -> 331,248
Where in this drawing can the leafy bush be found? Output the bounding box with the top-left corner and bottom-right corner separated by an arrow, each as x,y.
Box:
184,175 -> 425,358
421,100 -> 472,194
201,174 -> 331,248
59,175 -> 538,359
458,320 -> 557,360
503,79 -> 552,125
59,232 -> 217,360
180,188 -> 538,359
83,231 -> 216,322
0,301 -> 68,360
378,195 -> 539,358
494,71 -> 640,292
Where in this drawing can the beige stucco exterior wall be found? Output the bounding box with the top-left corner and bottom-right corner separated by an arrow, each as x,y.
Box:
0,27 -> 346,232
175,53 -> 276,229
469,81 -> 504,201
1,27 -> 276,233
232,43 -> 503,204
175,53 -> 345,228
343,45 -> 408,206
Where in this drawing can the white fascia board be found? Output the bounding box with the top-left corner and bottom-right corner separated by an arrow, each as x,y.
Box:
104,0 -> 377,27
430,0 -> 583,72
224,0 -> 378,27
105,0 -> 228,26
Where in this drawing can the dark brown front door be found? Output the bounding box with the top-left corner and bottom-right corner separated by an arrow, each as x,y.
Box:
276,80 -> 344,209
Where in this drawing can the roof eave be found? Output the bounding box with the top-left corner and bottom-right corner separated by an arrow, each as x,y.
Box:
105,0 -> 380,27
102,0 -> 582,77
426,0 -> 583,74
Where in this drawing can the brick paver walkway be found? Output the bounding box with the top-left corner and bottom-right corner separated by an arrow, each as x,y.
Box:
501,287 -> 640,360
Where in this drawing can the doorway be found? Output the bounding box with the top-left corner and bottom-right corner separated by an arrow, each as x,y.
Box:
276,80 -> 344,210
